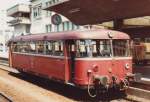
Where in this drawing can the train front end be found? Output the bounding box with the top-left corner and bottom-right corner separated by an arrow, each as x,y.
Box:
71,33 -> 139,97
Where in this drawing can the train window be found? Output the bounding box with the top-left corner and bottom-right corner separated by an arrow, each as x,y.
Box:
29,42 -> 36,53
11,43 -> 17,52
53,41 -> 64,56
145,38 -> 150,43
12,42 -> 23,52
71,44 -> 75,51
133,38 -> 141,44
91,40 -> 111,57
20,42 -> 30,53
76,40 -> 91,57
75,40 -> 112,58
11,40 -> 64,56
36,41 -> 45,54
113,40 -> 130,57
0,43 -> 3,52
45,41 -> 53,55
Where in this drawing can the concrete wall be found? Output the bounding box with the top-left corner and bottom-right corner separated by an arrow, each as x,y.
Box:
0,10 -> 14,58
0,30 -> 13,58
13,24 -> 29,36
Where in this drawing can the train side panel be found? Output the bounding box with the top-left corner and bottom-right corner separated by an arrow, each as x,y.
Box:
12,53 -> 30,70
11,53 -> 66,81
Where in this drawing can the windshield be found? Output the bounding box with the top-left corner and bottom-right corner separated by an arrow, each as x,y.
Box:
113,40 -> 131,57
69,39 -> 131,58
76,39 -> 112,58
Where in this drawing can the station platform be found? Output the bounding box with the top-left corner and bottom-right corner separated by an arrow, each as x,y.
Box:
133,65 -> 150,85
133,65 -> 150,78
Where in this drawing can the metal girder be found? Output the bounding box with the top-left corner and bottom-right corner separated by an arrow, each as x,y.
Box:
44,0 -> 150,25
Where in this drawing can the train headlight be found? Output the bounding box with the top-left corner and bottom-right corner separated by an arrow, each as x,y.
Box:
87,69 -> 92,76
92,64 -> 99,72
108,68 -> 112,73
125,63 -> 130,70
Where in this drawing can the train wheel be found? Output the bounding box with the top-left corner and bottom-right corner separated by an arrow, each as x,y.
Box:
18,70 -> 29,76
87,87 -> 97,98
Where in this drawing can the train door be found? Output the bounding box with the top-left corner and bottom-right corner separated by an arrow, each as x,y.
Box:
112,39 -> 131,78
9,43 -> 13,67
66,40 -> 76,82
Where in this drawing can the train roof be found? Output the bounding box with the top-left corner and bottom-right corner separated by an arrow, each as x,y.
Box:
9,29 -> 130,42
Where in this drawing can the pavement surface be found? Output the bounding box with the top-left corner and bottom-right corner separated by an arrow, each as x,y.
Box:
0,65 -> 135,102
0,93 -> 12,102
0,69 -> 74,102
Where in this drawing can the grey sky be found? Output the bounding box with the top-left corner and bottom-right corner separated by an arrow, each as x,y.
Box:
0,0 -> 30,10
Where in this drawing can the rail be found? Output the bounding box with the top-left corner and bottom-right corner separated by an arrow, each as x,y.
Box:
0,92 -> 13,102
127,87 -> 150,101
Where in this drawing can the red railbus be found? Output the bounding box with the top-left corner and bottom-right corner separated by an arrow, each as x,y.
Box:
8,29 -> 136,97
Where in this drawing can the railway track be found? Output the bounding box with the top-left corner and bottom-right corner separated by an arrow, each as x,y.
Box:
131,81 -> 150,91
0,60 -> 149,102
0,93 -> 13,102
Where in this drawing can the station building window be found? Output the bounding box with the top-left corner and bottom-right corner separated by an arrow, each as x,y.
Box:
56,25 -> 60,32
62,21 -> 80,31
46,11 -> 52,17
45,1 -> 52,7
45,0 -> 60,7
0,43 -> 3,52
52,0 -> 60,4
63,21 -> 69,31
72,24 -> 80,30
58,23 -> 63,32
46,24 -> 52,33
33,4 -> 42,19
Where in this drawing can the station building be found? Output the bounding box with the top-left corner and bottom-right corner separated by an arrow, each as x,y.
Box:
30,0 -> 113,33
7,4 -> 31,36
30,0 -> 84,34
7,0 -> 114,35
0,10 -> 14,59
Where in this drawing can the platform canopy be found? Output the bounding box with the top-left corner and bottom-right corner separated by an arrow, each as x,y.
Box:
44,0 -> 150,25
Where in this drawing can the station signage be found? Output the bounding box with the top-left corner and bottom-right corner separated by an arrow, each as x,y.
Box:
51,14 -> 62,25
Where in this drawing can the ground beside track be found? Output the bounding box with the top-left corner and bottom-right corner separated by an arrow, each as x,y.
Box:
0,69 -> 74,102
